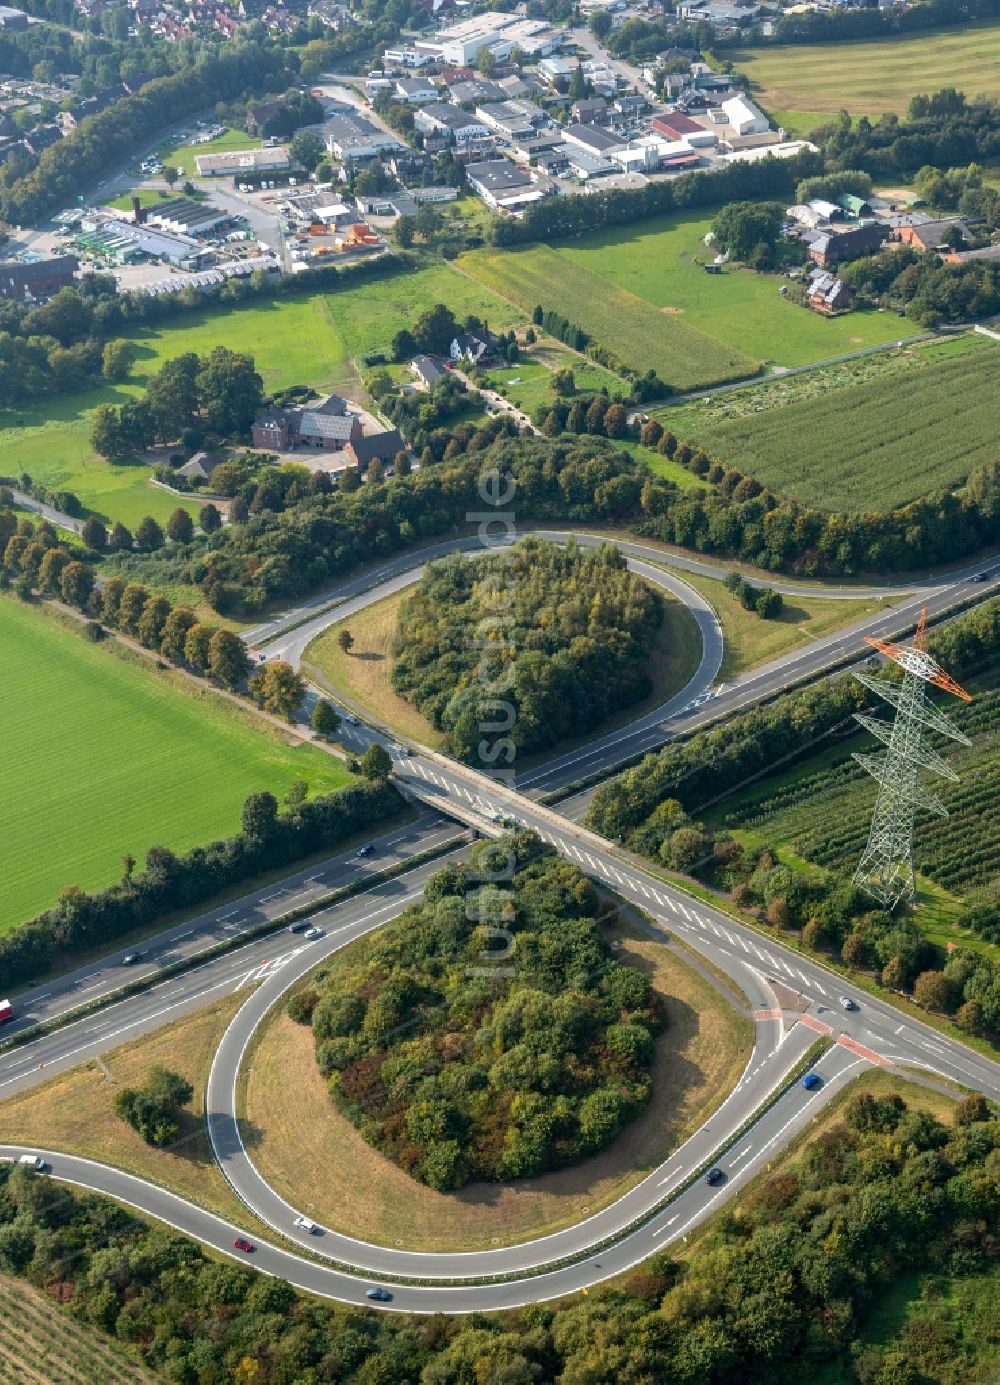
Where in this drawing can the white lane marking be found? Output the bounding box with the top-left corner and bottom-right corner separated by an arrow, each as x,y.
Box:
730,1144 -> 753,1165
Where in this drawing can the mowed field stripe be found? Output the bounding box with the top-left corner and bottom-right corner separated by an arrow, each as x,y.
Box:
458,244 -> 758,392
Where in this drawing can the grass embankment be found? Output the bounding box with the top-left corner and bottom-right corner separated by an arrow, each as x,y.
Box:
303,580 -> 703,756
668,567 -> 893,679
459,243 -> 758,393
0,1274 -> 157,1384
0,597 -> 350,933
241,912 -> 754,1251
0,995 -> 250,1225
729,21 -> 1000,117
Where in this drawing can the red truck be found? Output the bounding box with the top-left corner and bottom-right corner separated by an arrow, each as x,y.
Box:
0,999 -> 13,1025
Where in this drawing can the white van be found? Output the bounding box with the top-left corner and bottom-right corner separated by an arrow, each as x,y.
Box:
18,1154 -> 45,1171
293,1215 -> 318,1233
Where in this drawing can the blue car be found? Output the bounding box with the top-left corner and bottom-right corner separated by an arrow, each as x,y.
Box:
802,1073 -> 822,1091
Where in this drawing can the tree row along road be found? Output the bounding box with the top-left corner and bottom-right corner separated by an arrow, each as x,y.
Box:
1,531 -> 998,1310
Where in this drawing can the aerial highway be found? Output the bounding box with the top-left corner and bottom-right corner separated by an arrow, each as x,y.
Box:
248,528 -> 999,796
2,529 -> 998,1312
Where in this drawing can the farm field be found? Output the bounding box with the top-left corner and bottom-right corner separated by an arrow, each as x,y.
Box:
717,663 -> 999,915
560,210 -> 904,368
0,1275 -> 157,1385
459,243 -> 758,392
658,334 -> 976,442
0,598 -> 350,932
728,21 -> 1000,116
689,341 -> 1000,511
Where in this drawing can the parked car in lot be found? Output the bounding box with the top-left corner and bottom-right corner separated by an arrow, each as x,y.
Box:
704,1167 -> 725,1186
366,1286 -> 393,1302
233,1238 -> 255,1254
802,1072 -> 822,1090
303,926 -> 323,940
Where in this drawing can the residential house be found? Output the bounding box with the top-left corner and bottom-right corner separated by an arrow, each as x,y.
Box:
394,76 -> 438,105
474,100 -> 541,141
346,429 -> 405,471
324,114 -> 403,163
414,103 -> 491,148
613,93 -> 646,118
449,329 -> 496,365
806,268 -> 854,314
804,221 -> 884,266
0,254 -> 78,301
250,395 -> 359,451
570,97 -> 607,125
21,125 -> 62,156
176,451 -> 227,484
411,354 -> 446,388
447,78 -> 506,107
245,100 -> 282,136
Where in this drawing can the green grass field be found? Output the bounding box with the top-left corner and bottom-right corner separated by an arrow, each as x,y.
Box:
459,243 -> 758,392
4,267 -> 518,526
729,20 -> 1000,116
690,340 -> 1000,511
0,599 -> 350,932
560,210 -> 905,368
157,126 -> 261,177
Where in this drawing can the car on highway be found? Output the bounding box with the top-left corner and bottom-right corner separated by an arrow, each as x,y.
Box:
288,920 -> 309,934
838,996 -> 857,1011
233,1238 -> 255,1254
704,1167 -> 725,1186
355,844 -> 374,858
972,571 -> 988,582
802,1073 -> 822,1091
303,926 -> 323,940
18,1154 -> 46,1171
121,952 -> 143,966
0,998 -> 14,1025
345,714 -> 360,725
366,1287 -> 393,1302
293,1215 -> 318,1233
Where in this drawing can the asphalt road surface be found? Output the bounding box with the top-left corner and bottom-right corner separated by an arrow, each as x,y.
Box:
3,527 -> 998,1310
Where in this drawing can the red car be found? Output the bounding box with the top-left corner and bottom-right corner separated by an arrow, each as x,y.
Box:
233,1238 -> 255,1254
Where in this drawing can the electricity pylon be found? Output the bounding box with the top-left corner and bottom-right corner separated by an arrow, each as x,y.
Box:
852,609 -> 972,909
